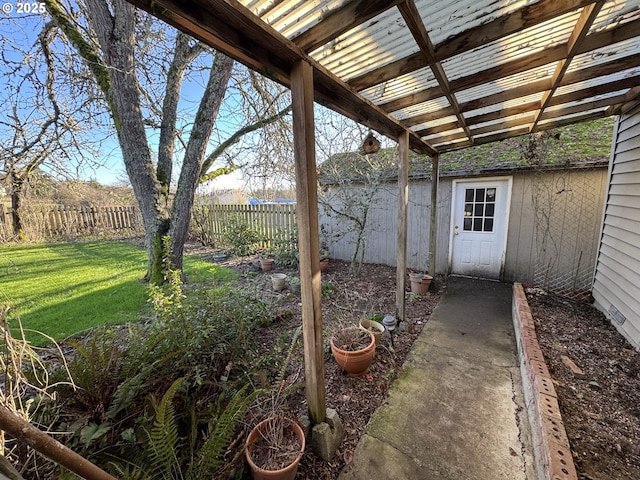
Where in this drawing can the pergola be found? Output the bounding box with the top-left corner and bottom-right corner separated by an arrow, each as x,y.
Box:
126,0 -> 640,426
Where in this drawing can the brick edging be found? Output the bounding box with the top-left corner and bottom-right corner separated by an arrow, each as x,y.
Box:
512,283 -> 578,480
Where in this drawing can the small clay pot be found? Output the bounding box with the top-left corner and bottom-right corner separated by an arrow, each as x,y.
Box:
260,258 -> 274,272
271,273 -> 287,291
409,273 -> 432,295
358,318 -> 385,346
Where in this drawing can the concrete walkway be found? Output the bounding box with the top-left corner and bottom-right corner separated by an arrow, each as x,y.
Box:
338,276 -> 536,480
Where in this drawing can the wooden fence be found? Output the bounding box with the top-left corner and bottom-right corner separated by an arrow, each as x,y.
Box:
191,203 -> 297,247
0,203 -> 143,241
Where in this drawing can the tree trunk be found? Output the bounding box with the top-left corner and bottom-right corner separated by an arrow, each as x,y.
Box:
84,0 -> 168,282
10,170 -> 25,240
169,52 -> 234,270
47,0 -> 250,284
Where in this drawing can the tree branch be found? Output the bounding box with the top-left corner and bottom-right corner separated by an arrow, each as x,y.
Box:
157,32 -> 207,191
200,104 -> 292,181
44,0 -> 119,129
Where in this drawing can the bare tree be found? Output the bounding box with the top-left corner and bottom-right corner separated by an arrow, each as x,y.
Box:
314,110 -> 398,276
42,0 -> 290,283
0,16 -> 106,239
318,143 -> 397,277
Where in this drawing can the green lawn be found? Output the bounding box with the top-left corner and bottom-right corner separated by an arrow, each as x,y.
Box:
0,241 -> 225,344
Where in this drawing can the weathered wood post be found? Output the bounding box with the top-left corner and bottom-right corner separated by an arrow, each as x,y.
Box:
429,154 -> 439,275
396,131 -> 409,323
291,59 -> 326,425
0,404 -> 117,480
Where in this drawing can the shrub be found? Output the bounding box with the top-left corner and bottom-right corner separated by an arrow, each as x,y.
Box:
41,268 -> 273,477
271,225 -> 298,267
220,215 -> 263,256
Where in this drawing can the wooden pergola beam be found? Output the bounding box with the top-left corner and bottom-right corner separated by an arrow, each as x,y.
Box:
606,86 -> 640,116
400,1 -> 473,144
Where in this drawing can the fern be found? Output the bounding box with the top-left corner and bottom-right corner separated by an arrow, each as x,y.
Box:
147,378 -> 184,480
186,384 -> 256,479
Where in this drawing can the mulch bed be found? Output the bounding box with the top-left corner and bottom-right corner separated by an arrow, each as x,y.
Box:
526,289 -> 640,480
200,248 -> 442,479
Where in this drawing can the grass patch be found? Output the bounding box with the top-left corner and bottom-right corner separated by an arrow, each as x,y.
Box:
0,241 -> 230,344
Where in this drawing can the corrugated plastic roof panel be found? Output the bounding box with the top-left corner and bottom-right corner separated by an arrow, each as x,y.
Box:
360,68 -> 438,105
442,11 -> 579,82
555,68 -> 640,97
392,97 -> 451,121
192,0 -> 640,153
243,0 -> 353,39
310,9 -> 419,81
590,0 -> 640,33
415,0 -> 542,47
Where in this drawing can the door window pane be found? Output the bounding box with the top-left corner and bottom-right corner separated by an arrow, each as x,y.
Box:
465,189 -> 474,202
462,187 -> 497,232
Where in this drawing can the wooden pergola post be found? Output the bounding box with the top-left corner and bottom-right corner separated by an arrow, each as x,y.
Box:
291,60 -> 326,425
396,131 -> 409,322
429,154 -> 439,275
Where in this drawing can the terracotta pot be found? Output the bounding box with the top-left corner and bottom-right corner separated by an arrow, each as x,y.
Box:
260,258 -> 274,272
319,258 -> 329,272
358,318 -> 384,346
409,273 -> 432,295
245,417 -> 305,480
330,328 -> 376,376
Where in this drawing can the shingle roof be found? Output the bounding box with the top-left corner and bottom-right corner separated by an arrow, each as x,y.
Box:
319,117 -> 613,183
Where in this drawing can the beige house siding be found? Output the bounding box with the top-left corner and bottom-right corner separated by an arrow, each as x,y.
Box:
320,166 -> 607,295
505,168 -> 607,293
593,104 -> 640,350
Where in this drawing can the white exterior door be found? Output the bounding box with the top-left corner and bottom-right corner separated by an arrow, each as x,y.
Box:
450,178 -> 512,279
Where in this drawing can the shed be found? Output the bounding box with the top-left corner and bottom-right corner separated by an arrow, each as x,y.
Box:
319,119 -> 612,298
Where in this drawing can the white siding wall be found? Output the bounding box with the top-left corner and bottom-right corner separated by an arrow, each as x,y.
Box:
593,104 -> 640,350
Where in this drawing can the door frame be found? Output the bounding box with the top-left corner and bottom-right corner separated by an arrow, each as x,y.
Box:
447,176 -> 513,279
